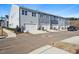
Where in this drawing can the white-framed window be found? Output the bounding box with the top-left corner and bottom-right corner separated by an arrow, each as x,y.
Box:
46,15 -> 49,19
22,9 -> 27,15
25,11 -> 27,15
22,10 -> 24,15
39,14 -> 44,18
32,12 -> 36,17
51,20 -> 58,24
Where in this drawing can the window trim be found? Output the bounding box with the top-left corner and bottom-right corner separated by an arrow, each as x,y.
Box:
32,12 -> 36,17
40,14 -> 44,18
22,10 -> 24,15
25,11 -> 27,15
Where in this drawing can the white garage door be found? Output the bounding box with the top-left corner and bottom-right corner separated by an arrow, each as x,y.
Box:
25,24 -> 37,32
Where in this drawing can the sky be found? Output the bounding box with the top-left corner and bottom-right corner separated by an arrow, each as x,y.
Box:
0,4 -> 79,18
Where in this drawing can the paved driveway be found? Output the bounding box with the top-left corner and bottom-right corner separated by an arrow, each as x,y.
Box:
0,31 -> 79,53
29,45 -> 70,54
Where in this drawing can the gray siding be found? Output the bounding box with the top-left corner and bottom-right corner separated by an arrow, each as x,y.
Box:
38,13 -> 50,30
19,8 -> 39,31
9,5 -> 70,31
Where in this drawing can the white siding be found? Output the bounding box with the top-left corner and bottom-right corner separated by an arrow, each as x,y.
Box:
9,5 -> 19,28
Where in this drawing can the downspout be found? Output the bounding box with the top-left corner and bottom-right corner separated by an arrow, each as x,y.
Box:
19,7 -> 21,28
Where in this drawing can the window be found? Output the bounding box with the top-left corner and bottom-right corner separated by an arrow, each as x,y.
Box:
51,20 -> 58,24
46,15 -> 49,19
25,11 -> 27,15
32,12 -> 36,17
40,14 -> 43,18
22,10 -> 24,15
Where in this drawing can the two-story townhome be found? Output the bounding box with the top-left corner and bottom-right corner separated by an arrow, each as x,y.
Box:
9,5 -> 70,32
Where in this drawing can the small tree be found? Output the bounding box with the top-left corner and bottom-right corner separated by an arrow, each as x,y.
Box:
69,17 -> 79,20
15,26 -> 21,33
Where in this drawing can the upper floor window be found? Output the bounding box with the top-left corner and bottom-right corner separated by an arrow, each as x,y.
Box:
51,20 -> 58,24
25,11 -> 27,15
46,15 -> 49,19
40,14 -> 44,18
22,10 -> 24,15
32,12 -> 36,17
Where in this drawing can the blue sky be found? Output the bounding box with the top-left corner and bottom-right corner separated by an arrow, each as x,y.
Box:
0,4 -> 79,17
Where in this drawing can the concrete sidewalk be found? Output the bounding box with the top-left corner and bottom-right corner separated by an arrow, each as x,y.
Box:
29,30 -> 60,34
3,29 -> 16,38
29,45 -> 70,54
62,36 -> 79,45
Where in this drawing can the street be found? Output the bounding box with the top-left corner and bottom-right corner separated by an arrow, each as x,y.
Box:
0,31 -> 79,53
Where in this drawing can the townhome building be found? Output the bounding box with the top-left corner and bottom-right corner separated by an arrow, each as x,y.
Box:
9,5 -> 70,32
0,16 -> 9,28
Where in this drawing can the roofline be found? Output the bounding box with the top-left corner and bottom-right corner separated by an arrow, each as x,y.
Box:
17,5 -> 66,19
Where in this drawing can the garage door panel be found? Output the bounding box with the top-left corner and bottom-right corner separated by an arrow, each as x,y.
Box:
25,24 -> 37,32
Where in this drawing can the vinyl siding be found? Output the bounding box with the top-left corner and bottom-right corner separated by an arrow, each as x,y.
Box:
9,5 -> 19,28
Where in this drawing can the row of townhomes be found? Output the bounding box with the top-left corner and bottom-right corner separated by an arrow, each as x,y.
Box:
9,5 -> 70,32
